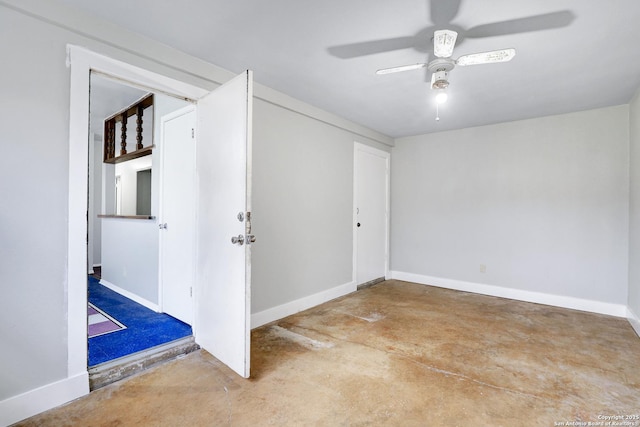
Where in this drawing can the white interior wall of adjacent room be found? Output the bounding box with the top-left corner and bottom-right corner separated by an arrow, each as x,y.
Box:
391,105 -> 630,314
100,217 -> 159,305
92,134 -> 103,267
101,152 -> 156,305
628,86 -> 640,334
114,156 -> 151,215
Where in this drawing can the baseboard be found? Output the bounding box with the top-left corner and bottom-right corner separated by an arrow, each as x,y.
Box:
628,307 -> 640,338
0,372 -> 89,426
389,271 -> 628,318
99,279 -> 159,312
251,280 -> 357,329
88,264 -> 102,275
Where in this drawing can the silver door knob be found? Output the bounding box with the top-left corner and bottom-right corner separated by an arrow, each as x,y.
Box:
231,234 -> 245,245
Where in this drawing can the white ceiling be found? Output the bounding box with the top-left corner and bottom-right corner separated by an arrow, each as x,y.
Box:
60,0 -> 640,138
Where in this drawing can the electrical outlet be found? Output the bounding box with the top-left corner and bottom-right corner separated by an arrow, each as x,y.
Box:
479,264 -> 486,273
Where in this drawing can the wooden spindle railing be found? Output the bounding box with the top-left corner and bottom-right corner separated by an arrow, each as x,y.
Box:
136,105 -> 144,151
103,120 -> 115,161
120,114 -> 128,156
103,94 -> 154,164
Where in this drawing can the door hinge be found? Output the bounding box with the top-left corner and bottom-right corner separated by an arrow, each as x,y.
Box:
191,128 -> 195,139
190,287 -> 193,297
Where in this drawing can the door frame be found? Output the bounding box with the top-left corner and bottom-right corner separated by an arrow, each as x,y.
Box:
158,105 -> 197,324
67,45 -> 209,382
352,142 -> 391,285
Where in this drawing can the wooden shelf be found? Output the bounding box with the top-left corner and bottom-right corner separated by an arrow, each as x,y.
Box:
98,214 -> 156,220
103,145 -> 154,164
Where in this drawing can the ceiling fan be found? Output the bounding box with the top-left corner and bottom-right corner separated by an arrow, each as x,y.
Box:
327,1 -> 574,118
376,29 -> 516,95
328,1 -> 574,60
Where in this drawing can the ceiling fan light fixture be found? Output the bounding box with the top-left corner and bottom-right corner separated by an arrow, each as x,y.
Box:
435,90 -> 448,104
432,79 -> 449,89
431,69 -> 450,90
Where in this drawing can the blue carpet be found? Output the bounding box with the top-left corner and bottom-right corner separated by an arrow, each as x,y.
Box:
88,276 -> 192,367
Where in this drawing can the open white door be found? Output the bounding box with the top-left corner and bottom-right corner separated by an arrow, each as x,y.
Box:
195,71 -> 253,378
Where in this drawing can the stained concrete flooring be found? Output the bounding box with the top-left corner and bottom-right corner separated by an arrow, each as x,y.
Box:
16,280 -> 640,426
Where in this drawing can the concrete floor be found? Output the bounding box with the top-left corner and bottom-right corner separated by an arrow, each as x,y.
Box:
16,280 -> 640,426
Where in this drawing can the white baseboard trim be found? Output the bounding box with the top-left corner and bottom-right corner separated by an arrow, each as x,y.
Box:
88,264 -> 102,275
0,371 -> 88,426
251,281 -> 357,329
628,307 -> 640,338
389,271 -> 628,318
99,279 -> 159,312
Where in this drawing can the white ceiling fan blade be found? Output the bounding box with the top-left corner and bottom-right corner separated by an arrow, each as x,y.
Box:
433,30 -> 458,58
456,48 -> 516,66
376,63 -> 427,75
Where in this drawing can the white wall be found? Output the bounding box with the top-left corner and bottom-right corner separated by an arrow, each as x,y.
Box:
628,88 -> 640,334
251,99 -> 389,315
391,106 -> 630,313
102,154 -> 156,304
89,134 -> 103,270
0,4 -> 73,406
101,217 -> 159,304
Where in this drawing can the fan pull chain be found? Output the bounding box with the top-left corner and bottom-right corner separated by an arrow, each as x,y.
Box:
435,103 -> 440,121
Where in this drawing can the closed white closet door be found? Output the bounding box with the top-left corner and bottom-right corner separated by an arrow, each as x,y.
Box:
159,106 -> 196,325
354,143 -> 390,285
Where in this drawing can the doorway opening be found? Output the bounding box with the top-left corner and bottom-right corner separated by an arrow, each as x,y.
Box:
68,46 -> 254,389
87,73 -> 196,383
